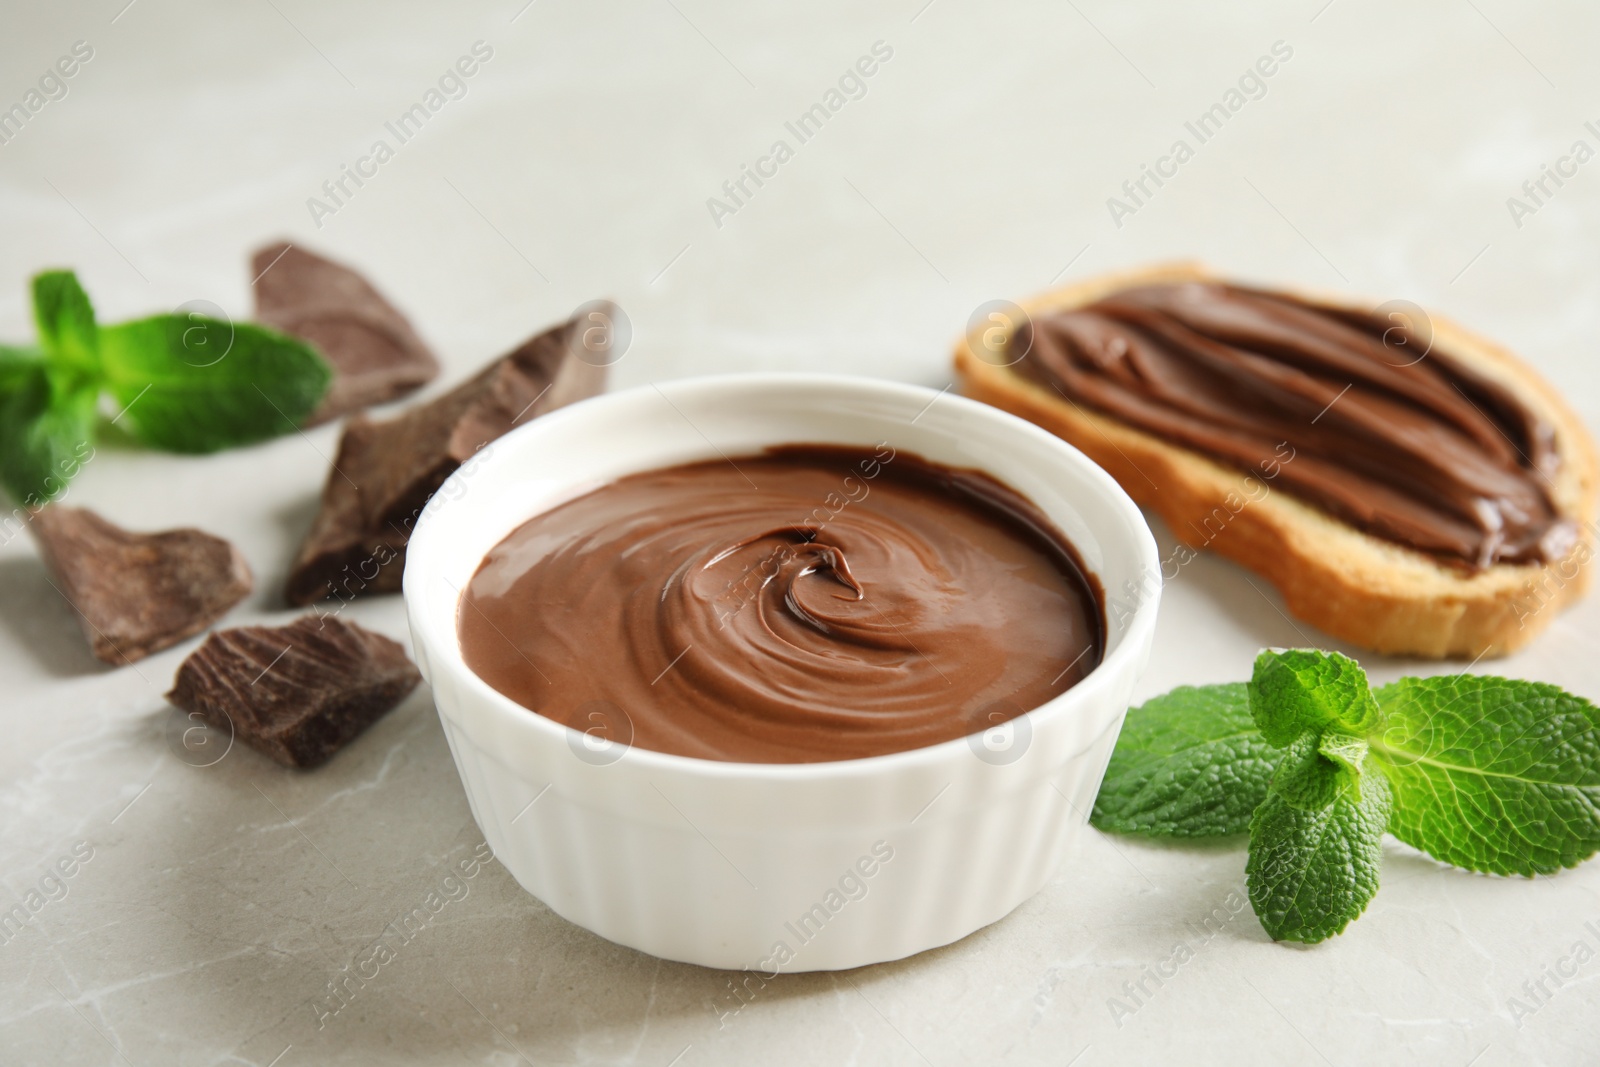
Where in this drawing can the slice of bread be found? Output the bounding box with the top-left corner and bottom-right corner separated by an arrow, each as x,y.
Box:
954,262 -> 1598,658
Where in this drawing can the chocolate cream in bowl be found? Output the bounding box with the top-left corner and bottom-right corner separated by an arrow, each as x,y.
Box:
458,445 -> 1104,763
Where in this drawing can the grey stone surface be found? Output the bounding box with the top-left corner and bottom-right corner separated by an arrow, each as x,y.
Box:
2,1 -> 1598,1063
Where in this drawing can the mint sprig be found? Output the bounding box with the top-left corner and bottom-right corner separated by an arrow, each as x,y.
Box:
0,269 -> 330,505
1093,649 -> 1600,945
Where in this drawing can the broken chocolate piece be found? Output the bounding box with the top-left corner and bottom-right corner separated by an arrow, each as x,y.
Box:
166,616 -> 421,768
30,506 -> 253,665
252,241 -> 440,426
284,309 -> 610,605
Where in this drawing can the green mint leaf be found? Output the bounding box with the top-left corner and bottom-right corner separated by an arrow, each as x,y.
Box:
1369,675 -> 1600,876
0,344 -> 41,389
1269,731 -> 1346,811
0,359 -> 98,506
98,315 -> 331,453
1318,732 -> 1370,780
1249,649 -> 1379,747
1090,683 -> 1281,837
31,270 -> 99,373
1246,768 -> 1390,943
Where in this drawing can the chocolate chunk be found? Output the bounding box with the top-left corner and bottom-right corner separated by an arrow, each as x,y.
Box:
252,241 -> 440,425
284,310 -> 610,605
167,616 -> 421,768
30,506 -> 253,665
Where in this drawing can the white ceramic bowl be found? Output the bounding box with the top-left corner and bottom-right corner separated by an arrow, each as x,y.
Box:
403,374 -> 1160,972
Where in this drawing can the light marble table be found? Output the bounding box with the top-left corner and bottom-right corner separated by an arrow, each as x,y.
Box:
3,1 -> 1599,1063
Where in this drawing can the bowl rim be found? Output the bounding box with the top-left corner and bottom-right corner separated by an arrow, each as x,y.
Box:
403,372 -> 1161,783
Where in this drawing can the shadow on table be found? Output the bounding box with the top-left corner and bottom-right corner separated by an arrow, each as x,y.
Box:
140,694 -> 974,1066
255,489 -> 322,612
1150,517 -> 1370,660
0,556 -> 109,677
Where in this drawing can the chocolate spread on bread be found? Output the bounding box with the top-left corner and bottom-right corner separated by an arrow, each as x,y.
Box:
1013,283 -> 1574,569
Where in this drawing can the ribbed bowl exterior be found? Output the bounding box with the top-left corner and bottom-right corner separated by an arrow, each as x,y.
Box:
404,375 -> 1160,971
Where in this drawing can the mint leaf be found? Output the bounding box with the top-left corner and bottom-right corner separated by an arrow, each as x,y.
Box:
1249,649 -> 1378,746
0,360 -> 97,506
0,344 -> 41,389
1246,769 -> 1390,943
1369,675 -> 1600,876
1269,731 -> 1346,811
1318,732 -> 1370,780
98,316 -> 330,453
1090,683 -> 1281,837
31,270 -> 98,374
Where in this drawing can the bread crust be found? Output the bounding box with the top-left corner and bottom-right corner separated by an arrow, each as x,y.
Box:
954,262 -> 1599,658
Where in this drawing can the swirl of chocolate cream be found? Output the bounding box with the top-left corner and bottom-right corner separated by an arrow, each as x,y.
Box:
1013,282 -> 1574,569
458,446 -> 1103,763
